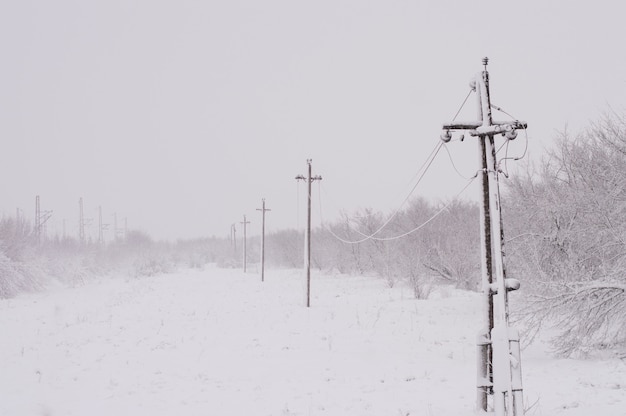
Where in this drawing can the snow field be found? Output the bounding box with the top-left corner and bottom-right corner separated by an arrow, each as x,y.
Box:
0,267 -> 624,415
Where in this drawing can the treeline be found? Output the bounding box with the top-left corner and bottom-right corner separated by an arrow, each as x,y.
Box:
265,199 -> 480,299
503,114 -> 626,355
0,219 -> 231,298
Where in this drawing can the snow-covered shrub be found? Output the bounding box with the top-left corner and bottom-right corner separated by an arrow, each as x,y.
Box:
133,253 -> 174,277
505,114 -> 626,355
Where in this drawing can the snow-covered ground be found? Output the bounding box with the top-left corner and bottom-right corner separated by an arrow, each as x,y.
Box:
0,267 -> 624,416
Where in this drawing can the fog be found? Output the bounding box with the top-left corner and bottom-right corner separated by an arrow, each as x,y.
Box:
2,1 -> 625,240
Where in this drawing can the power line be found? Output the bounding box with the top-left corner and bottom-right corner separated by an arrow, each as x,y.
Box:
322,141 -> 443,244
318,139 -> 442,227
295,159 -> 322,308
491,103 -> 530,176
319,175 -> 476,244
317,87 -> 474,233
443,142 -> 473,180
314,88 -> 475,245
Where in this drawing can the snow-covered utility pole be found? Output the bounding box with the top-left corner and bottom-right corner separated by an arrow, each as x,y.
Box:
79,197 -> 85,245
256,198 -> 271,282
441,58 -> 526,416
240,215 -> 250,273
231,223 -> 237,258
295,159 -> 322,307
35,195 -> 52,245
98,206 -> 109,247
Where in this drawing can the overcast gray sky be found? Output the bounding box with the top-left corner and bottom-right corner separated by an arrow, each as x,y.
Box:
1,1 -> 625,241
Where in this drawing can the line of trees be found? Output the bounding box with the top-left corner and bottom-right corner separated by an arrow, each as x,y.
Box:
263,198 -> 480,299
503,114 -> 626,356
0,219 -> 231,298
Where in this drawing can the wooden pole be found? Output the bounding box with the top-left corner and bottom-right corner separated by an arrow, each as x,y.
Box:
475,69 -> 494,412
256,199 -> 271,282
240,215 -> 250,273
442,58 -> 526,416
296,159 -> 322,307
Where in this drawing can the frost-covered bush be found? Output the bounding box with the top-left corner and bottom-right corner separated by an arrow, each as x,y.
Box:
505,114 -> 626,355
304,198 -> 480,292
0,219 -> 233,298
133,253 -> 174,277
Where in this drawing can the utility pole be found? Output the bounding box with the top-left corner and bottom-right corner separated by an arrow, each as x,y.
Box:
35,195 -> 52,245
98,206 -> 109,247
114,213 -> 124,242
256,198 -> 271,282
295,159 -> 322,307
98,206 -> 103,246
35,195 -> 40,244
442,57 -> 526,416
79,197 -> 85,245
240,215 -> 250,273
78,197 -> 92,246
231,223 -> 237,258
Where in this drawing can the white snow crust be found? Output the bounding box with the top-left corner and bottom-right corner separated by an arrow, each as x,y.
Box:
0,267 -> 624,415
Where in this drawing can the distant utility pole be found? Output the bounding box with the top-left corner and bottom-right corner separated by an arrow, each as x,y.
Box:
98,206 -> 109,247
79,197 -> 85,244
35,195 -> 52,245
113,213 -> 125,242
78,197 -> 92,246
35,196 -> 40,244
256,198 -> 271,282
231,223 -> 237,258
442,57 -> 526,416
240,215 -> 250,273
295,159 -> 322,307
113,213 -> 126,242
98,206 -> 103,246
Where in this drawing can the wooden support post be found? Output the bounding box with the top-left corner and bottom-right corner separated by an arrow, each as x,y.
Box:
256,199 -> 271,282
296,159 -> 322,307
240,215 -> 250,273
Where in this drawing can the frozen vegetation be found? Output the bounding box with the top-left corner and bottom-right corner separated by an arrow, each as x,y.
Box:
1,115 -> 626,414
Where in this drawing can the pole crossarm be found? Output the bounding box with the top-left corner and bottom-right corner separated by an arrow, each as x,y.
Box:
295,175 -> 323,182
442,120 -> 527,131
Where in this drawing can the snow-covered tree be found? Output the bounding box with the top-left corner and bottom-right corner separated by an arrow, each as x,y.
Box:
505,114 -> 626,355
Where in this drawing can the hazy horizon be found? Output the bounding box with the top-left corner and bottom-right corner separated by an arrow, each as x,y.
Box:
2,1 -> 625,241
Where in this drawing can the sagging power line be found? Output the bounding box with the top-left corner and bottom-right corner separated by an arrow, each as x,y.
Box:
318,176 -> 477,244
317,83 -> 477,245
